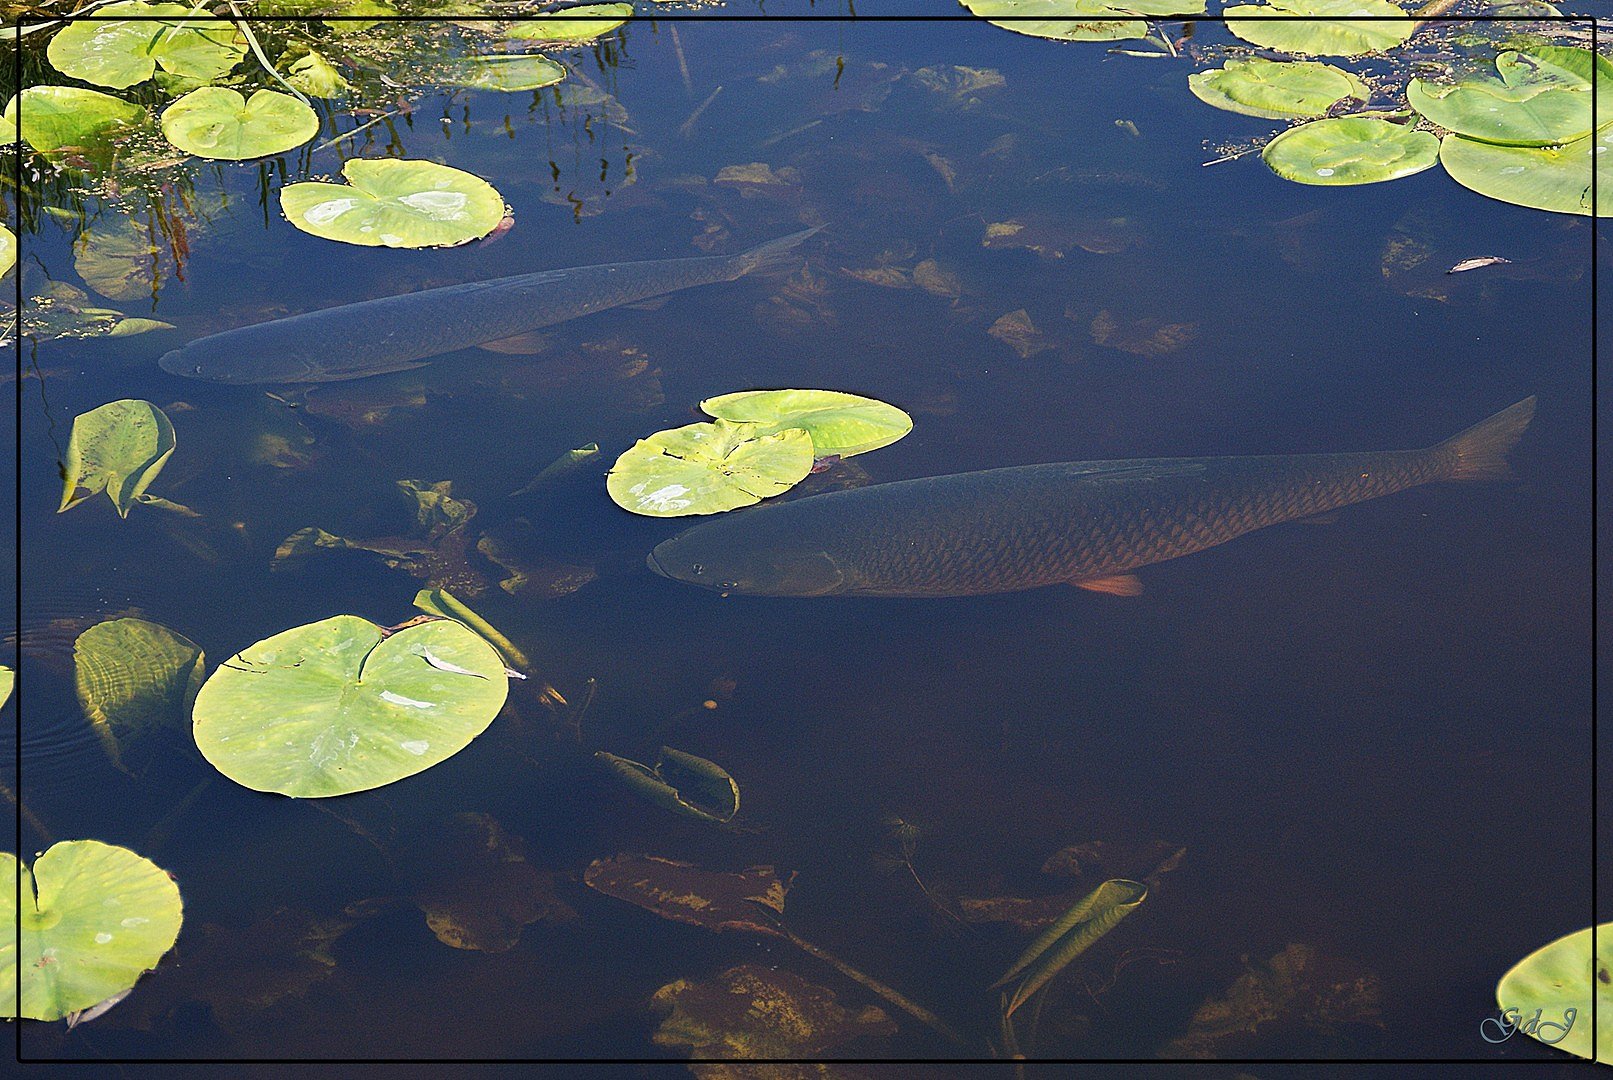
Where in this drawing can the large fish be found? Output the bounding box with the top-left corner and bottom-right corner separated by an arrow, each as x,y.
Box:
648,397 -> 1536,598
158,227 -> 822,384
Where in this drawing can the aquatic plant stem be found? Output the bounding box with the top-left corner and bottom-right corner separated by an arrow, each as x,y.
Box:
679,85 -> 722,139
224,1 -> 312,107
668,22 -> 694,98
776,925 -> 966,1046
0,779 -> 53,847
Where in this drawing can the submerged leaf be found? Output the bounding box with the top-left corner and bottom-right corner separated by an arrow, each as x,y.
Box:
596,746 -> 740,823
0,840 -> 183,1022
74,219 -> 174,303
1495,923 -> 1613,1063
74,618 -> 205,774
993,878 -> 1148,1016
652,964 -> 896,1061
988,309 -> 1055,358
192,615 -> 509,797
409,813 -> 577,952
1263,117 -> 1439,186
161,88 -> 319,160
58,400 -> 177,518
438,54 -> 568,92
700,389 -> 913,458
511,444 -> 600,496
607,418 -> 814,517
583,855 -> 790,936
280,159 -> 507,249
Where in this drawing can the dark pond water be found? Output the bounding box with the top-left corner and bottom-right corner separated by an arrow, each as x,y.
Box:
5,2 -> 1600,1065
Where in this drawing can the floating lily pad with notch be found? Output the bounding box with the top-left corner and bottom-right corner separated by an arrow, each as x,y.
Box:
1407,46 -> 1613,147
1223,0 -> 1414,57
700,389 -> 913,459
505,4 -> 634,42
607,418 -> 814,517
437,54 -> 568,92
192,615 -> 509,797
1263,116 -> 1440,186
46,1 -> 244,90
1,840 -> 183,1022
1439,122 -> 1613,216
4,87 -> 150,154
58,400 -> 177,518
161,88 -> 320,161
1495,922 -> 1613,1062
957,0 -> 1204,43
280,159 -> 507,249
1189,58 -> 1369,120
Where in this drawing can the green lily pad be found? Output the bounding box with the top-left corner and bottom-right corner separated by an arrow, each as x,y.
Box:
596,746 -> 740,823
606,418 -> 814,518
1263,116 -> 1440,185
505,4 -> 634,42
1440,121 -> 1613,216
1495,923 -> 1613,1062
0,666 -> 12,709
1224,0 -> 1414,57
1189,58 -> 1370,120
0,225 -> 13,277
1,840 -> 183,1022
957,0 -> 1204,43
75,618 -> 205,775
700,389 -> 913,458
58,400 -> 177,518
161,88 -> 319,160
1407,46 -> 1613,147
3,86 -> 150,154
280,159 -> 507,249
411,586 -> 531,671
46,1 -> 244,90
279,46 -> 350,98
192,615 -> 509,798
437,54 -> 568,92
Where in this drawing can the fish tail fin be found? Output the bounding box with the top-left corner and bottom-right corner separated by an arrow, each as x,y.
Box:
732,224 -> 826,277
1435,396 -> 1536,481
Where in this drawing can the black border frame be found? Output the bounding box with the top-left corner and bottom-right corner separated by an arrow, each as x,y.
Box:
6,5 -> 1600,1068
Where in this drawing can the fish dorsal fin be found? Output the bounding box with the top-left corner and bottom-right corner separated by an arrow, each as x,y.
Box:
1060,460 -> 1206,483
1075,574 -> 1143,596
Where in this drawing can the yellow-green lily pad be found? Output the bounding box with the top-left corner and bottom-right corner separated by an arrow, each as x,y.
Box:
58,400 -> 177,518
280,159 -> 507,248
0,225 -> 13,277
1,840 -> 183,1022
438,55 -> 568,92
957,0 -> 1204,43
3,87 -> 150,154
606,418 -> 814,518
161,88 -> 319,160
505,4 -> 634,42
1495,923 -> 1613,1062
1439,122 -> 1613,216
46,1 -> 244,90
1224,0 -> 1414,57
1408,45 -> 1613,147
1263,116 -> 1439,185
700,389 -> 913,458
192,615 -> 509,798
1189,58 -> 1369,120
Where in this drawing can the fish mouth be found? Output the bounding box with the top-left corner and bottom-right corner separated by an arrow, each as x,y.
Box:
645,546 -> 670,579
158,348 -> 196,377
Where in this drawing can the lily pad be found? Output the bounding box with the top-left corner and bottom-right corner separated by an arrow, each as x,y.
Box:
1263,117 -> 1440,185
408,813 -> 576,952
1408,46 -> 1613,147
505,4 -> 633,42
1224,0 -> 1414,57
280,159 -> 507,249
58,400 -> 177,518
700,389 -> 913,458
1495,923 -> 1613,1062
4,87 -> 150,154
596,746 -> 740,823
992,878 -> 1148,1016
1189,58 -> 1370,120
46,2 -> 244,90
0,666 -> 12,709
958,0 -> 1205,43
652,965 -> 896,1061
74,219 -> 175,303
0,225 -> 13,277
412,586 -> 531,671
438,54 -> 567,92
606,418 -> 814,517
583,855 -> 790,937
279,46 -> 350,97
192,614 -> 509,798
1,840 -> 183,1022
161,88 -> 319,161
1439,123 -> 1613,216
74,618 -> 205,775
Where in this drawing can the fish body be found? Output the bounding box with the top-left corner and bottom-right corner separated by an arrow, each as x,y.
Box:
648,398 -> 1536,598
159,227 -> 821,384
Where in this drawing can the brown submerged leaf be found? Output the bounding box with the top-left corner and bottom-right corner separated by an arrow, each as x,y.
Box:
652,964 -> 896,1067
987,309 -> 1056,359
409,813 -> 577,952
984,215 -> 1139,259
583,854 -> 791,937
911,259 -> 962,298
840,265 -> 913,289
1087,309 -> 1198,358
714,162 -> 803,199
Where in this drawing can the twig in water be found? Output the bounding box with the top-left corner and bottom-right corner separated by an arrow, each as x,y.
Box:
777,926 -> 966,1046
668,22 -> 694,98
678,85 -> 722,140
311,105 -> 411,154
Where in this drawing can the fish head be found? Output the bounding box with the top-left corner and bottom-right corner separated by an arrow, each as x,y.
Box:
159,342 -> 326,384
648,531 -> 846,597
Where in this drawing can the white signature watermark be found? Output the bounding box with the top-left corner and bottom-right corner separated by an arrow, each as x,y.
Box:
1481,1006 -> 1577,1045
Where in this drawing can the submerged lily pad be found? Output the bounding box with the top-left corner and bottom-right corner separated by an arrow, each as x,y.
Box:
1440,123 -> 1613,216
408,813 -> 576,952
958,0 -> 1205,43
584,855 -> 790,937
1189,58 -> 1369,120
1408,46 -> 1613,147
596,746 -> 740,823
192,615 -> 509,797
46,2 -> 244,90
439,54 -> 568,91
1495,923 -> 1613,1062
652,965 -> 896,1061
607,418 -> 814,517
1263,117 -> 1440,185
505,4 -> 633,42
75,618 -> 205,775
992,878 -> 1148,1016
1224,0 -> 1414,56
700,389 -> 913,458
4,87 -> 150,154
161,88 -> 319,160
280,159 -> 506,249
1,840 -> 183,1021
58,400 -> 177,518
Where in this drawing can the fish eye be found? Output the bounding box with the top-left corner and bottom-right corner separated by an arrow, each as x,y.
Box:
691,563 -> 704,575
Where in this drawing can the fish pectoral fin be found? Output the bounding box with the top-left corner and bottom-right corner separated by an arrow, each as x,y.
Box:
1291,511 -> 1340,525
1074,574 -> 1143,596
477,332 -> 551,355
